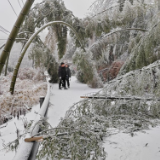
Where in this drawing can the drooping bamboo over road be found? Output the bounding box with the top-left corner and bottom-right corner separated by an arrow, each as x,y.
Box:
10,21 -> 85,94
0,0 -> 35,74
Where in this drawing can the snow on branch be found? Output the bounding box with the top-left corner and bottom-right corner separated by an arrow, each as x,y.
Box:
91,5 -> 119,18
90,28 -> 147,49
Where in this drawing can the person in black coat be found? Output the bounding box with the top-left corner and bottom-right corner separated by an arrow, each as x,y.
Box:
58,62 -> 67,89
65,64 -> 71,88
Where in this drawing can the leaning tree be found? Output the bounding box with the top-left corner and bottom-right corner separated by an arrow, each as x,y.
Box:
10,21 -> 85,94
0,0 -> 35,75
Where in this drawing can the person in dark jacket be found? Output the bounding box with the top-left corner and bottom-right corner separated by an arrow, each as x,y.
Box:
65,64 -> 71,88
58,62 -> 67,89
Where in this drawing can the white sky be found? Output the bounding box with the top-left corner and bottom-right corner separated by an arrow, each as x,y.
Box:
0,0 -> 94,39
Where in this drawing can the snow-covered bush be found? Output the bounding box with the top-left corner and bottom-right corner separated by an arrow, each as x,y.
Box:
37,99 -> 107,160
37,60 -> 160,159
86,0 -> 156,79
120,19 -> 160,75
73,49 -> 103,88
0,69 -> 47,125
17,68 -> 45,81
47,56 -> 59,83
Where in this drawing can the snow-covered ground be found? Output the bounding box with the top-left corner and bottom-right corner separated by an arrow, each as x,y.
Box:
0,76 -> 100,160
0,76 -> 160,160
104,126 -> 160,160
0,104 -> 40,160
47,76 -> 101,128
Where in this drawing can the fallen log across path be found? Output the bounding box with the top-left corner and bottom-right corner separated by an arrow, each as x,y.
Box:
80,96 -> 160,101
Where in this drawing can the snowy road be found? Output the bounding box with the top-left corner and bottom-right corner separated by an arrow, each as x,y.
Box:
46,76 -> 101,128
1,76 -> 160,160
44,76 -> 160,160
0,76 -> 101,160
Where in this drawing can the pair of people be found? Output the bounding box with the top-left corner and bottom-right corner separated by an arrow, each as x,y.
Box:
58,62 -> 71,89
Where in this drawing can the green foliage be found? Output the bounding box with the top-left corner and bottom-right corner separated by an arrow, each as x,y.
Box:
19,0 -> 72,60
28,43 -> 57,76
29,44 -> 46,69
76,70 -> 87,83
95,22 -> 104,37
84,18 -> 96,39
136,44 -> 147,69
73,49 -> 94,84
73,49 -> 103,88
54,24 -> 68,59
120,20 -> 160,75
118,0 -> 133,12
18,0 -> 158,80
118,0 -> 126,12
47,56 -> 58,83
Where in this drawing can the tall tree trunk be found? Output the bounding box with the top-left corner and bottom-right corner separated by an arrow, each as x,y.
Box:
0,0 -> 35,75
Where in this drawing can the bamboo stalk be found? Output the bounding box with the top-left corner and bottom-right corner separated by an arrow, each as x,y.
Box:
80,96 -> 160,101
0,0 -> 35,74
10,21 -> 85,94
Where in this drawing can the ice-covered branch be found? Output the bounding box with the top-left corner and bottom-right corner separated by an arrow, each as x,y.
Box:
90,28 -> 147,49
0,0 -> 35,74
17,31 -> 33,36
81,96 -> 160,101
91,5 -> 119,18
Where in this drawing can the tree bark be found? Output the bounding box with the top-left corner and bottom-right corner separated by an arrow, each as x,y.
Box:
0,0 -> 35,74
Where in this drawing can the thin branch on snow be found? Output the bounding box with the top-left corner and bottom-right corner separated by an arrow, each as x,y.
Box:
0,123 -> 8,129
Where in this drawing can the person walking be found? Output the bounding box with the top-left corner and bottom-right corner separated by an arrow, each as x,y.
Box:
65,64 -> 71,88
58,62 -> 67,89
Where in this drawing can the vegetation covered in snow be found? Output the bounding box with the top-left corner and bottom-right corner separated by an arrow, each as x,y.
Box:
35,0 -> 160,159
0,68 -> 47,125
1,0 -> 160,159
